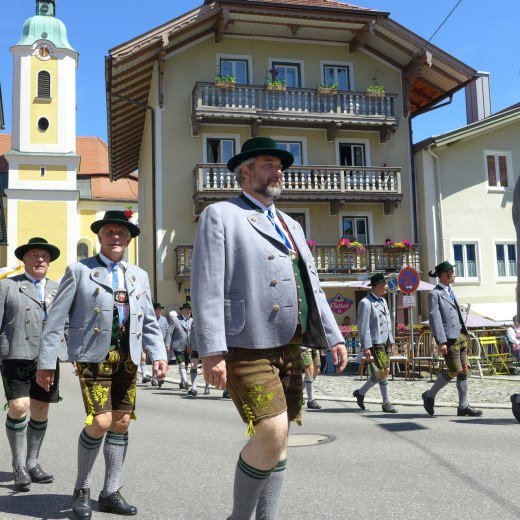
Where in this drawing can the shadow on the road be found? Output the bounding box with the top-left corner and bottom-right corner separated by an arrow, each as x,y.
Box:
376,421 -> 428,432
366,413 -> 434,420
0,471 -> 13,483
0,492 -> 79,519
308,407 -> 360,414
451,418 -> 518,425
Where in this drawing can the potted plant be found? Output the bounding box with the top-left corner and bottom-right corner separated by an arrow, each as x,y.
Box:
383,239 -> 413,252
316,82 -> 338,95
264,68 -> 286,91
336,237 -> 366,254
365,84 -> 385,97
214,72 -> 236,89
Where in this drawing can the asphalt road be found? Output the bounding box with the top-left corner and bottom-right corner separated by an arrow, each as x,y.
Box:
0,365 -> 519,520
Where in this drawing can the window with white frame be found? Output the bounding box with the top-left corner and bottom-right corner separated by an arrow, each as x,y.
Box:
453,242 -> 479,279
342,216 -> 369,244
219,58 -> 249,84
495,242 -> 517,278
206,138 -> 236,164
323,64 -> 351,90
485,150 -> 512,189
277,141 -> 302,165
270,61 -> 301,87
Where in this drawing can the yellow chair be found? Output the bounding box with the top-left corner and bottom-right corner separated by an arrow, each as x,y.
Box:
479,336 -> 509,376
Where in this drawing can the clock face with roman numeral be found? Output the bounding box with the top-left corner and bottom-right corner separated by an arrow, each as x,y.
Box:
34,43 -> 54,61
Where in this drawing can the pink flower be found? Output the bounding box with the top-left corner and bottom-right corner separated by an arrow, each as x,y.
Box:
306,239 -> 316,248
124,209 -> 133,218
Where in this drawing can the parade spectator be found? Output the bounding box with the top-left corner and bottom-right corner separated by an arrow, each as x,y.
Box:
36,210 -> 167,519
506,315 -> 520,359
352,273 -> 398,413
152,303 -> 169,388
422,261 -> 482,417
0,238 -> 62,491
191,137 -> 347,520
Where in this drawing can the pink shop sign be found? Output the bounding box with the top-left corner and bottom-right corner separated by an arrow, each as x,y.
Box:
327,294 -> 353,314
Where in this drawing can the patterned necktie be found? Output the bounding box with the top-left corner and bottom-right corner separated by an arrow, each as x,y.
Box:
112,263 -> 125,325
448,287 -> 455,302
34,280 -> 47,319
267,209 -> 292,250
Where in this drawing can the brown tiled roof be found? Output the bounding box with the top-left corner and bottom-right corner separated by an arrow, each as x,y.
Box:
237,0 -> 372,10
0,134 -> 138,201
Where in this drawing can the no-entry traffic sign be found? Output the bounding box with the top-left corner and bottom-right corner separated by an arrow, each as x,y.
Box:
398,266 -> 420,295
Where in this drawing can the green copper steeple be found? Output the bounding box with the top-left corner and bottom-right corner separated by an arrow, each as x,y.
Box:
16,0 -> 75,51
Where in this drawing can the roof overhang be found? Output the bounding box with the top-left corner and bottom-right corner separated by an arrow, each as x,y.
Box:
106,0 -> 476,179
0,84 -> 5,130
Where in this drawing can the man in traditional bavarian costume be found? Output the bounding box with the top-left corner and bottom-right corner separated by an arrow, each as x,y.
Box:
0,237 -> 62,491
191,137 -> 347,520
352,273 -> 398,413
422,260 -> 482,417
36,211 -> 167,519
168,303 -> 192,390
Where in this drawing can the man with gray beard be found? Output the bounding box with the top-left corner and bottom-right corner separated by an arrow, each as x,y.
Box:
191,137 -> 347,519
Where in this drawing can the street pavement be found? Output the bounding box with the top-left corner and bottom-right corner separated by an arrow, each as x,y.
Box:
0,364 -> 519,519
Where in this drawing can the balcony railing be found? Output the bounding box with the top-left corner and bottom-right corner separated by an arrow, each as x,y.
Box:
193,164 -> 402,214
175,244 -> 420,281
192,82 -> 399,141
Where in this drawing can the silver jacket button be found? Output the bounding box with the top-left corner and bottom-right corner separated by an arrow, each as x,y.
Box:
273,305 -> 280,311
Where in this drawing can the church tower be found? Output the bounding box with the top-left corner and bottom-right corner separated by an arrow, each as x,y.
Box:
5,0 -> 79,277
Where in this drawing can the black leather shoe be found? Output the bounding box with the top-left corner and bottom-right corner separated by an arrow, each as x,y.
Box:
457,405 -> 483,417
141,376 -> 151,384
151,377 -> 158,386
353,389 -> 365,410
72,488 -> 91,519
98,490 -> 137,516
157,379 -> 164,388
382,402 -> 398,413
422,391 -> 435,416
28,464 -> 53,483
13,466 -> 31,491
179,381 -> 189,390
187,388 -> 198,397
511,394 -> 520,421
222,390 -> 231,399
307,399 -> 322,410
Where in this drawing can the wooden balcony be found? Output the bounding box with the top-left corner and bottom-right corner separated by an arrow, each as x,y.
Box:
191,82 -> 399,142
192,163 -> 403,214
175,244 -> 420,283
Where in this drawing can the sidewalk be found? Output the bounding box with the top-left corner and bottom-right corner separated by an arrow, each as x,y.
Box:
150,365 -> 520,410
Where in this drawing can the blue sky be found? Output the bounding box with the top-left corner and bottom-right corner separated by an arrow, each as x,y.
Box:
0,0 -> 518,143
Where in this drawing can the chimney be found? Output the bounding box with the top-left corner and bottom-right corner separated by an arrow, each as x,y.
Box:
465,72 -> 492,124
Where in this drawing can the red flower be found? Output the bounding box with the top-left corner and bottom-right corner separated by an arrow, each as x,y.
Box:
124,210 -> 133,218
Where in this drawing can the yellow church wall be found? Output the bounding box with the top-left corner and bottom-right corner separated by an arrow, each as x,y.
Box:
18,164 -> 67,182
18,200 -> 68,278
30,56 -> 58,145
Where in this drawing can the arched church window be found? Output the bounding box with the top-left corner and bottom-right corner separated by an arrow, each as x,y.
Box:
77,242 -> 88,261
37,71 -> 51,98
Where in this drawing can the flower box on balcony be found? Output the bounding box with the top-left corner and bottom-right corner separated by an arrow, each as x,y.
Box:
336,238 -> 366,254
214,81 -> 236,89
316,86 -> 337,95
265,83 -> 286,92
365,85 -> 385,97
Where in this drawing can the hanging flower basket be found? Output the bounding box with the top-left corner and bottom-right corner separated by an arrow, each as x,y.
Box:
336,238 -> 366,254
383,240 -> 413,252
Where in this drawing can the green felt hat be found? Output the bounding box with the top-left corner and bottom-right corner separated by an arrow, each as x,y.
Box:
15,237 -> 60,262
226,137 -> 294,173
368,272 -> 386,287
428,260 -> 455,278
91,210 -> 140,237
180,302 -> 191,310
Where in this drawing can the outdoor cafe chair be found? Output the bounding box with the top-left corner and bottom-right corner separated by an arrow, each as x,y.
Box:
479,336 -> 509,376
410,331 -> 434,380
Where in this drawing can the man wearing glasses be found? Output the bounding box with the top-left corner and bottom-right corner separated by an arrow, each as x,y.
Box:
0,237 -> 62,491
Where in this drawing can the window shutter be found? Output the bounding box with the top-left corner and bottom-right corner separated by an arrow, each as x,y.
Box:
38,71 -> 51,98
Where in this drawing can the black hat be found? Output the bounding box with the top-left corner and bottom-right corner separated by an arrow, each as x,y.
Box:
368,272 -> 386,287
180,302 -> 191,310
153,302 -> 164,309
428,261 -> 455,278
90,210 -> 140,238
15,237 -> 60,262
226,137 -> 294,173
